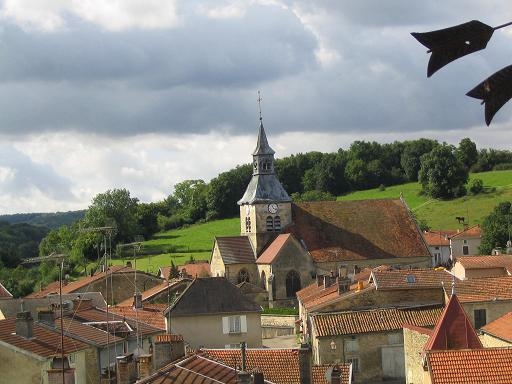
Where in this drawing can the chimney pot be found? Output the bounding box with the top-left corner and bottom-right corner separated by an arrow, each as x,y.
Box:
16,311 -> 34,339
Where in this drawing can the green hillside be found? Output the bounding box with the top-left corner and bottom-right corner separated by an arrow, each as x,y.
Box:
338,170 -> 512,229
111,170 -> 512,273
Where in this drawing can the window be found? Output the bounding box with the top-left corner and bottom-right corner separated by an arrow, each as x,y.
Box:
346,357 -> 359,372
474,309 -> 487,329
238,269 -> 250,284
266,216 -> 273,231
245,217 -> 251,232
344,338 -> 359,353
274,216 -> 281,231
286,270 -> 301,298
462,245 -> 469,255
222,315 -> 247,334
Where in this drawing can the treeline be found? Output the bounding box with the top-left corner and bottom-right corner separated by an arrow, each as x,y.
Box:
5,137 -> 512,297
0,210 -> 86,229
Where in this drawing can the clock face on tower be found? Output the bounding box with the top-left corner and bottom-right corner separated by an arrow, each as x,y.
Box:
268,203 -> 279,214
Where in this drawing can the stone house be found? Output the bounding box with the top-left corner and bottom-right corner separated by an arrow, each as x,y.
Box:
449,224 -> 482,258
27,264 -> 163,305
309,305 -> 442,383
403,293 -> 512,383
422,230 -> 454,266
211,119 -> 431,307
451,254 -> 512,280
0,310 -> 90,384
164,277 -> 262,349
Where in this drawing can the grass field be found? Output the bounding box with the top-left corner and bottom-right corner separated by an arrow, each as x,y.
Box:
109,170 -> 512,272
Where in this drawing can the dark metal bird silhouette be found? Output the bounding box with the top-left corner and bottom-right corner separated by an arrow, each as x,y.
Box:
466,65 -> 512,126
411,20 -> 496,77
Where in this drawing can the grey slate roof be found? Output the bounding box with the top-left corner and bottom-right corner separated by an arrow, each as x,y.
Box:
166,277 -> 262,316
215,236 -> 255,264
252,121 -> 275,156
238,174 -> 292,204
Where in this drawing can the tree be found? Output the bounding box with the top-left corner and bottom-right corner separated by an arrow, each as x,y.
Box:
418,144 -> 469,199
479,201 -> 512,254
400,139 -> 439,181
172,179 -> 208,222
457,138 -> 478,170
83,188 -> 140,243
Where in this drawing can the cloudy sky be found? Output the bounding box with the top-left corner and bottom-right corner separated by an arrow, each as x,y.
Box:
1,1 -> 512,214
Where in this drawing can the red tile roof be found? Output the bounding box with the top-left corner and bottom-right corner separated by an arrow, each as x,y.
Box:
422,230 -> 454,246
312,364 -> 352,384
202,348 -> 304,384
137,353 -> 253,384
481,311 -> 512,343
454,255 -> 512,271
26,265 -> 136,298
285,199 -> 430,262
58,317 -> 125,347
0,317 -> 89,358
312,305 -> 442,337
179,262 -> 211,278
215,236 -> 255,264
450,224 -> 482,239
426,348 -> 512,383
0,282 -> 13,299
371,268 -> 454,290
256,234 -> 293,264
424,294 -> 482,351
454,276 -> 512,303
109,304 -> 167,330
116,279 -> 191,307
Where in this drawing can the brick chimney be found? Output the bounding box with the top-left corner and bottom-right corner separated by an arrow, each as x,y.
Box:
298,343 -> 312,384
116,353 -> 137,384
16,311 -> 34,339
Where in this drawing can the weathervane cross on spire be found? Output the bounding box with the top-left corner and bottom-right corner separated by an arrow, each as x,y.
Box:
257,90 -> 263,121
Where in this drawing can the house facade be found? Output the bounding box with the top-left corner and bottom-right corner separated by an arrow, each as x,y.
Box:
164,277 -> 262,349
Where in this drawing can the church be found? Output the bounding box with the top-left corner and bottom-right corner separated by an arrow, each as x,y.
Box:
210,116 -> 431,307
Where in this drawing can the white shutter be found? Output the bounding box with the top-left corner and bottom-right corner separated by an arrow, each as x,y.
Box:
222,316 -> 229,334
240,315 -> 247,333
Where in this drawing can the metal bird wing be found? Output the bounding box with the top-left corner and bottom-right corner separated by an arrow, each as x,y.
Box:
466,65 -> 512,125
411,20 -> 494,77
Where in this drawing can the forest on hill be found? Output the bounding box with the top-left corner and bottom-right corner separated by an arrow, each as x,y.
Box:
2,137 -> 512,297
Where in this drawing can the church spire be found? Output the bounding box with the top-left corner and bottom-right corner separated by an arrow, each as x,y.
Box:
253,91 -> 275,156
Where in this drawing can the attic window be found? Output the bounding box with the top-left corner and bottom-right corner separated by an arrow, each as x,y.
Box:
405,275 -> 416,283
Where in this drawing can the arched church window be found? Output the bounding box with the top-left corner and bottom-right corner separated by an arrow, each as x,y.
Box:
260,271 -> 266,290
286,270 -> 301,298
245,217 -> 251,232
238,269 -> 250,284
274,216 -> 281,231
266,216 -> 273,231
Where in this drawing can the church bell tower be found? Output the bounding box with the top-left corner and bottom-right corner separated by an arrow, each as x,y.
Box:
238,93 -> 292,255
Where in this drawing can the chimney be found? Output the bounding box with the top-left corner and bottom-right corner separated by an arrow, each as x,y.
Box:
133,292 -> 143,309
253,370 -> 265,384
337,277 -> 350,295
16,311 -> 34,339
72,297 -> 93,311
330,364 -> 341,384
356,280 -> 364,292
116,354 -> 137,384
338,266 -> 348,278
237,341 -> 252,384
138,354 -> 152,379
37,309 -> 55,327
153,334 -> 185,370
316,275 -> 322,287
298,343 -> 312,384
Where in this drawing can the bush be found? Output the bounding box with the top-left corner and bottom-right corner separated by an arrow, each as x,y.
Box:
469,178 -> 484,195
494,163 -> 512,171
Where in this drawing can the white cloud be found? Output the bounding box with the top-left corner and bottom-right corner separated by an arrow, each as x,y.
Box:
0,0 -> 180,32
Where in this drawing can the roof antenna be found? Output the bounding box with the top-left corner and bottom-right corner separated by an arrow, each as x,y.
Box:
257,91 -> 263,122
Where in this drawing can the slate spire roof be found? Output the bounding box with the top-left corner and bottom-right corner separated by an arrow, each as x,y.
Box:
424,293 -> 483,351
238,118 -> 291,205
